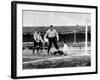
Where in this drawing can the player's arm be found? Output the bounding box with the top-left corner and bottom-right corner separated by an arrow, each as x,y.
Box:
33,33 -> 37,41
55,30 -> 59,41
40,35 -> 44,43
44,30 -> 48,40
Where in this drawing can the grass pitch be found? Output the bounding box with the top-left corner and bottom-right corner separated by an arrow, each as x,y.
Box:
23,47 -> 91,69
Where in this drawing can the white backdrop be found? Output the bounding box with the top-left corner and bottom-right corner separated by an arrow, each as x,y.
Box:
0,0 -> 99,80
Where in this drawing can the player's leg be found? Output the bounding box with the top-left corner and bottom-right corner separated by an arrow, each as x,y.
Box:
48,38 -> 52,55
33,40 -> 37,54
36,42 -> 40,53
40,41 -> 43,52
53,37 -> 59,50
38,41 -> 43,53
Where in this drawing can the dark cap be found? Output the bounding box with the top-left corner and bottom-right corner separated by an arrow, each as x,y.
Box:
50,25 -> 53,27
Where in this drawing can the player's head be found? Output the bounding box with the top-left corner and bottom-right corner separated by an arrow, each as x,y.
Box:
35,29 -> 39,33
49,25 -> 53,30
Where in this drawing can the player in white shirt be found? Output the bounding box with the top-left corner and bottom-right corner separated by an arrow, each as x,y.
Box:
44,25 -> 59,55
33,31 -> 44,54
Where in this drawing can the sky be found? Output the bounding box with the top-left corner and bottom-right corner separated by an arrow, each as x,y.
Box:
23,10 -> 91,27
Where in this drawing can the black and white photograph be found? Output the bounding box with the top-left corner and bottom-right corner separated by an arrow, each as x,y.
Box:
11,1 -> 97,79
23,10 -> 91,69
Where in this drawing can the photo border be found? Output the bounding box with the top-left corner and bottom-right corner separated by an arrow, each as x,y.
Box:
11,1 -> 98,79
